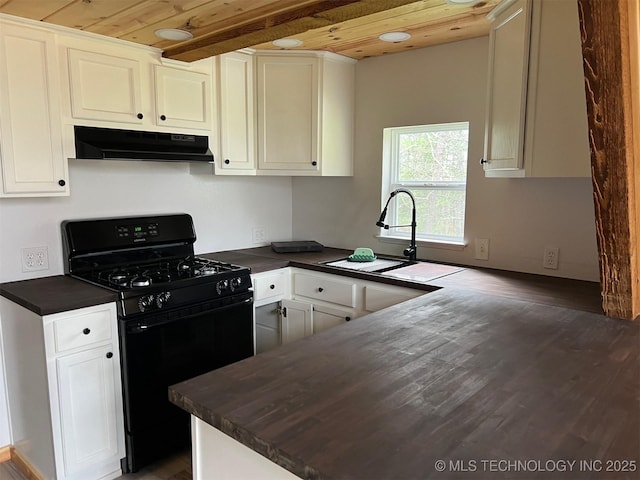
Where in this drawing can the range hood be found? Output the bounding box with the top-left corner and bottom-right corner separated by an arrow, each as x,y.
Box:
74,126 -> 214,163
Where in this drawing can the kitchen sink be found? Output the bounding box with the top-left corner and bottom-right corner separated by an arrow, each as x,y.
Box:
322,257 -> 415,273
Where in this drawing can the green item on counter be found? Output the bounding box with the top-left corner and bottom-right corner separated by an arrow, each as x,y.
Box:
348,247 -> 376,262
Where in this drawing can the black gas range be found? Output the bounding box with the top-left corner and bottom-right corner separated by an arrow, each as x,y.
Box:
62,214 -> 254,473
63,214 -> 252,317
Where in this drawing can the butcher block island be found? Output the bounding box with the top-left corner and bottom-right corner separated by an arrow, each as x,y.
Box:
169,288 -> 640,480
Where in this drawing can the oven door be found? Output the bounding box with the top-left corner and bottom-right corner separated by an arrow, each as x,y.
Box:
119,291 -> 253,472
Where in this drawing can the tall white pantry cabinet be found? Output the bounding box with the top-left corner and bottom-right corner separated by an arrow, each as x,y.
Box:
0,299 -> 125,480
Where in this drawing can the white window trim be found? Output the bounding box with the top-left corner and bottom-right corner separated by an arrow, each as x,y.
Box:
379,122 -> 469,248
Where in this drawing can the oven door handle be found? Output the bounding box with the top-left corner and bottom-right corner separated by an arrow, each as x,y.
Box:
126,295 -> 253,334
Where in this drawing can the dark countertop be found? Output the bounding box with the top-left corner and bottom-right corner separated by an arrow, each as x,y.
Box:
0,275 -> 117,316
169,288 -> 639,480
0,245 -> 602,315
206,246 -> 602,313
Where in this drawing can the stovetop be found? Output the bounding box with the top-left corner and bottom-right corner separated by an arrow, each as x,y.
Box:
62,214 -> 253,317
78,256 -> 246,291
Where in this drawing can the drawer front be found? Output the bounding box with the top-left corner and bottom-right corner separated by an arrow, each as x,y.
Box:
364,285 -> 421,312
253,271 -> 286,301
293,272 -> 357,308
52,308 -> 113,353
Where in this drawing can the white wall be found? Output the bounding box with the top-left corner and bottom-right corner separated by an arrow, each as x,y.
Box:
292,37 -> 600,282
0,161 -> 293,283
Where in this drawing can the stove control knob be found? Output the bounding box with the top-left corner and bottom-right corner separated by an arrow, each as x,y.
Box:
216,279 -> 229,295
156,291 -> 172,308
231,277 -> 243,290
138,294 -> 155,312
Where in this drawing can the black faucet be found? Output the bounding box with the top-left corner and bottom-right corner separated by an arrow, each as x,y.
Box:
376,188 -> 417,262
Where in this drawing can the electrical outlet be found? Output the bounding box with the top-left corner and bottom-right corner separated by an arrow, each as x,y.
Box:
22,246 -> 49,272
543,246 -> 559,269
252,227 -> 266,244
474,238 -> 489,260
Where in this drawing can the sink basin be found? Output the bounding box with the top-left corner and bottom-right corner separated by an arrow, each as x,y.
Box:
322,257 -> 415,273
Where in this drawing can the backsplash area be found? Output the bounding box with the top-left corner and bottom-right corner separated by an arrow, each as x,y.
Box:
0,160 -> 293,283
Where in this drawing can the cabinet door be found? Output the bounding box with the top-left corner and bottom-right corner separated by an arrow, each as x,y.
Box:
255,302 -> 280,354
522,0 -> 591,177
257,56 -> 319,171
0,23 -> 68,196
68,48 -> 144,124
312,304 -> 354,334
280,299 -> 312,345
154,65 -> 211,130
483,0 -> 532,173
56,343 -> 124,479
217,52 -> 256,171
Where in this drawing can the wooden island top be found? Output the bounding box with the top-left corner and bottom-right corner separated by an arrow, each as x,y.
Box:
169,285 -> 639,479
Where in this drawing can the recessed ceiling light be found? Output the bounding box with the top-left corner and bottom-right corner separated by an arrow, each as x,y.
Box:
444,0 -> 480,5
272,38 -> 303,48
154,29 -> 193,41
378,32 -> 411,43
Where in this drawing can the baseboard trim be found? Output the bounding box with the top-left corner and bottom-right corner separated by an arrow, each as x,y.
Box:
0,445 -> 11,463
0,446 -> 45,480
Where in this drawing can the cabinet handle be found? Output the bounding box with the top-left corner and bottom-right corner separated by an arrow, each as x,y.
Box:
82,328 -> 90,335
106,352 -> 113,359
311,161 -> 318,166
137,113 -> 144,119
160,115 -> 167,121
224,159 -> 230,165
318,287 -> 324,293
269,284 -> 275,290
479,158 -> 488,164
58,179 -> 66,187
345,316 -> 351,322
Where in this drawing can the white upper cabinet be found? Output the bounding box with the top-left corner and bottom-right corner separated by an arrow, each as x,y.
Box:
0,20 -> 68,197
483,0 -> 591,178
256,51 -> 355,176
67,48 -> 144,125
195,50 -> 355,177
214,51 -> 257,173
257,54 -> 319,173
154,64 -> 212,130
483,0 -> 532,173
63,38 -> 212,132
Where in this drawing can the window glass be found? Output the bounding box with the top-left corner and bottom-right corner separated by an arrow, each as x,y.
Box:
382,122 -> 469,243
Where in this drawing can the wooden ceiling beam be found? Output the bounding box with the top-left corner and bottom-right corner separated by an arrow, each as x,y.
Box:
162,0 -> 425,61
578,0 -> 639,320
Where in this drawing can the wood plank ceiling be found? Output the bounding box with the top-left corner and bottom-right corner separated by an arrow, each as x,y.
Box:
0,0 -> 500,62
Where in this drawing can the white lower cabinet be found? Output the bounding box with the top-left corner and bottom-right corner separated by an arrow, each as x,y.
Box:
54,344 -> 123,479
252,267 -> 425,353
292,271 -> 357,308
280,299 -> 313,344
255,302 -> 281,354
0,298 -> 125,480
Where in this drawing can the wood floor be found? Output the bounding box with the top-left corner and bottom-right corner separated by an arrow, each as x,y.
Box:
116,450 -> 192,480
0,461 -> 24,480
0,449 -> 192,480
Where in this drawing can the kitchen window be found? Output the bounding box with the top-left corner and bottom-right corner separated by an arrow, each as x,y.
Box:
380,122 -> 469,246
